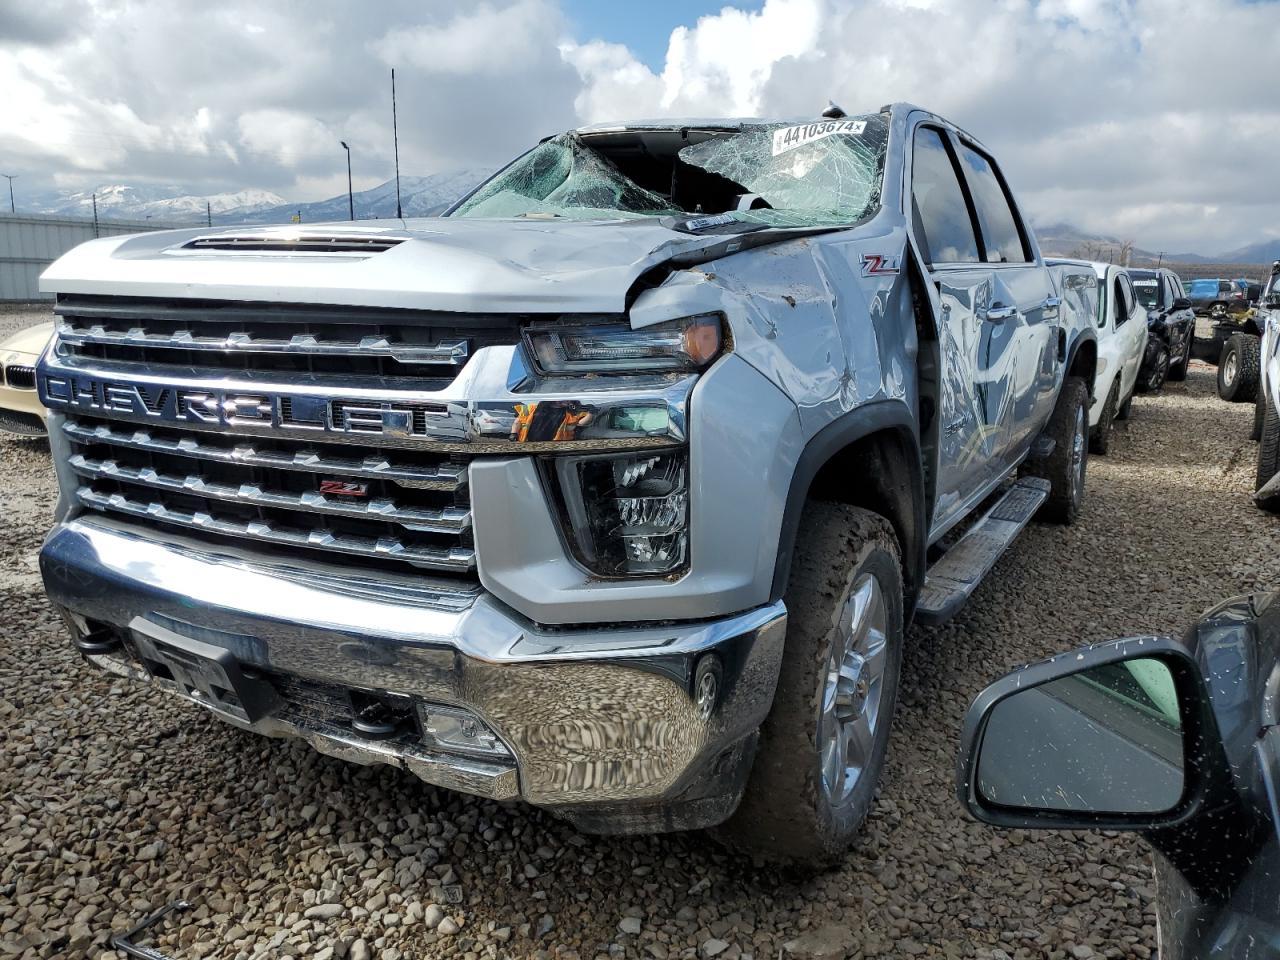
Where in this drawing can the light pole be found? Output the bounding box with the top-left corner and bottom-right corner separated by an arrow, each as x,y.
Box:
340,141 -> 354,221
1,174 -> 15,213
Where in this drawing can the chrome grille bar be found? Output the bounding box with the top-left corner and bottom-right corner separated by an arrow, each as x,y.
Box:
56,320 -> 469,365
76,487 -> 477,572
62,419 -> 464,491
68,454 -> 471,534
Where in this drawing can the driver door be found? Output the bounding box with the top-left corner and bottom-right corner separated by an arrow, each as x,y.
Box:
909,124 -> 1049,537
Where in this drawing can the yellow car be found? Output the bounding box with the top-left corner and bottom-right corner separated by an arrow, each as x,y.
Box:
0,320 -> 53,436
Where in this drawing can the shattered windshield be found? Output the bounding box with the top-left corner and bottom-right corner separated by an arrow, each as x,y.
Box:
449,116 -> 888,230
449,135 -> 678,221
676,118 -> 887,228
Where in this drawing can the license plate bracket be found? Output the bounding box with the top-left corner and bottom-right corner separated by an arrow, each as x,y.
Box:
129,616 -> 281,724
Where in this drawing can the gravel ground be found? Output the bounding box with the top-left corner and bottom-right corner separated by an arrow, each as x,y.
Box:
3,301 -> 1278,959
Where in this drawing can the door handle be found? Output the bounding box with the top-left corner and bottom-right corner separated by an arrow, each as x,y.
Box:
984,304 -> 1018,322
1039,296 -> 1062,318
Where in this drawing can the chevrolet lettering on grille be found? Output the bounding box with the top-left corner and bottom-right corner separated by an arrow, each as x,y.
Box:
39,373 -> 435,438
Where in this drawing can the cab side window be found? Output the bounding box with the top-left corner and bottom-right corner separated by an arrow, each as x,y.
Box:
1114,275 -> 1135,326
955,143 -> 1029,264
910,127 -> 980,264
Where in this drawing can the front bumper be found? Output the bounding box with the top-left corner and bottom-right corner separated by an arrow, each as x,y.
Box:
41,516 -> 787,833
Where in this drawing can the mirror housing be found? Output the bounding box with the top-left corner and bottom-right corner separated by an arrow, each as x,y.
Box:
957,636 -> 1225,832
1172,296 -> 1193,312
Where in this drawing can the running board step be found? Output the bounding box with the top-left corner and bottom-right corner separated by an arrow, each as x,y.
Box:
914,476 -> 1051,627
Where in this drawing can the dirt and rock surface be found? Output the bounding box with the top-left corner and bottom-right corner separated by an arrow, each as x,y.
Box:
3,300 -> 1278,959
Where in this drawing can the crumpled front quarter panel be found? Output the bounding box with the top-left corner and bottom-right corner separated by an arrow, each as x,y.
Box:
652,225 -> 916,440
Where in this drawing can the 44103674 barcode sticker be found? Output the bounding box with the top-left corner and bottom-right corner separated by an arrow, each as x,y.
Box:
771,120 -> 867,155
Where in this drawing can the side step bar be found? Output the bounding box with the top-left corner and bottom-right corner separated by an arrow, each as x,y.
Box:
914,476 -> 1051,627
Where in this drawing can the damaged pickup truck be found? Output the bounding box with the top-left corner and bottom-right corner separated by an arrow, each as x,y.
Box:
35,104 -> 1099,862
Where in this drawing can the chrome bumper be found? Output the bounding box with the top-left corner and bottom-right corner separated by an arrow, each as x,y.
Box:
41,516 -> 787,832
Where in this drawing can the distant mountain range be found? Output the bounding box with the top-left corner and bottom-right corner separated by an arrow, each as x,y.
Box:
1035,223 -> 1279,267
12,181 -> 1278,265
17,170 -> 493,227
239,170 -> 493,224
24,183 -> 288,223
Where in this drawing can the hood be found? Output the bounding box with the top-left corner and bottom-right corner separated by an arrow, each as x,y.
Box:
39,217 -> 742,314
1,320 -> 55,356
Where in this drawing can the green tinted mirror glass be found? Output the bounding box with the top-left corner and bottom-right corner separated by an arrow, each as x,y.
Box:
976,657 -> 1184,815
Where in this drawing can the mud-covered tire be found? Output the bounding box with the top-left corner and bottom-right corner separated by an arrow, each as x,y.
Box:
1090,379 -> 1118,455
1023,377 -> 1089,525
1115,387 -> 1134,421
1167,331 -> 1192,381
1254,390 -> 1266,443
1218,333 -> 1260,403
721,503 -> 903,866
1258,394 -> 1280,514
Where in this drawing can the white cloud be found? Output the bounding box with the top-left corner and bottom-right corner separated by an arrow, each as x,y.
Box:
373,0 -> 561,75
0,0 -> 1277,252
237,110 -> 334,167
562,0 -> 823,120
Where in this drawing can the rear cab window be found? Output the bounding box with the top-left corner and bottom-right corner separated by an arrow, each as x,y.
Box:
954,142 -> 1029,263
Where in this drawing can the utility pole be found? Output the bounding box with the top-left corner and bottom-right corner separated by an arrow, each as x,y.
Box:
92,192 -> 100,238
1156,251 -> 1164,269
206,201 -> 212,227
391,68 -> 403,219
1,174 -> 15,213
340,140 -> 354,221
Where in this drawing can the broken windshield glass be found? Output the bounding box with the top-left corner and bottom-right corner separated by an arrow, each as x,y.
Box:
676,117 -> 888,229
448,116 -> 889,229
450,134 -> 679,221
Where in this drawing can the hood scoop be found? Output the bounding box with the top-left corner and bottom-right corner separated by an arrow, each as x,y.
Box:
180,233 -> 407,255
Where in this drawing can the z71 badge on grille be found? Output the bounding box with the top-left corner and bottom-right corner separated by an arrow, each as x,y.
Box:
318,479 -> 370,497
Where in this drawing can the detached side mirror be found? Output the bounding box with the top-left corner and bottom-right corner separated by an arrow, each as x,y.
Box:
1172,297 -> 1193,312
957,637 -> 1225,831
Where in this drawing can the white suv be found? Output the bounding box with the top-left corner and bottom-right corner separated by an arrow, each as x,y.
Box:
1047,260 -> 1149,454
1255,262 -> 1280,511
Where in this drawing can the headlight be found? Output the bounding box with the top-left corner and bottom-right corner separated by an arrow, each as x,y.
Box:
548,450 -> 689,576
523,314 -> 722,375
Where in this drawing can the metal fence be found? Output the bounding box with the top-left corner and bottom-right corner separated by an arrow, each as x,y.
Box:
0,213 -> 197,301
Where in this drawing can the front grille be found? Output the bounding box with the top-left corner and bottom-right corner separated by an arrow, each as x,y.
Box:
4,364 -> 36,390
50,295 -> 520,578
54,295 -> 522,382
64,415 -> 476,573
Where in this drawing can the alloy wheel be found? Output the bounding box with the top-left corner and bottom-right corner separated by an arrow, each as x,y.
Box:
819,573 -> 889,803
1070,403 -> 1086,506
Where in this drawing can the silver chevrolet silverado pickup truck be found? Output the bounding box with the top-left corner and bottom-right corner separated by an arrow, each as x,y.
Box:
35,103 -> 1099,862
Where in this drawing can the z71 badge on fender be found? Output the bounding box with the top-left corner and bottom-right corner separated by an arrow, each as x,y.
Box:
861,253 -> 902,277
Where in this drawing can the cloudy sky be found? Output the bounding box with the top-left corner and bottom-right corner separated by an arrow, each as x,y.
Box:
1,0 -> 1278,253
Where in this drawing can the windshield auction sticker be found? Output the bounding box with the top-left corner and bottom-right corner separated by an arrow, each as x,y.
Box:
772,120 -> 868,156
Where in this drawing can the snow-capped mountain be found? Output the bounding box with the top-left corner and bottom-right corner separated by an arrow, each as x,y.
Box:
18,171 -> 490,226
27,184 -> 286,223
236,169 -> 492,224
